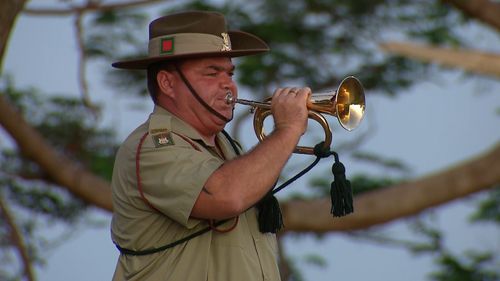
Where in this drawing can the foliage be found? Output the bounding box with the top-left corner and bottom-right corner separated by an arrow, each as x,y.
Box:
430,251 -> 499,281
409,220 -> 499,281
87,0 -> 465,101
1,0 -> 497,280
2,77 -> 117,180
85,9 -> 150,97
0,77 -> 118,280
470,187 -> 500,224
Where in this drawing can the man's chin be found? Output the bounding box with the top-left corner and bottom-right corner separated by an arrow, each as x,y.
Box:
218,112 -> 233,124
216,107 -> 234,122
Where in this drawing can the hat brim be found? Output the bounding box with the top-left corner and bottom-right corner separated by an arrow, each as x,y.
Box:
112,30 -> 269,69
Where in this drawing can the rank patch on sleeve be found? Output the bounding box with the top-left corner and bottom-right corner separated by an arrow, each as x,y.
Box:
151,130 -> 174,148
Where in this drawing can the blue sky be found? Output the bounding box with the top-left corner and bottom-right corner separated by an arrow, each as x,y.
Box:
2,4 -> 500,281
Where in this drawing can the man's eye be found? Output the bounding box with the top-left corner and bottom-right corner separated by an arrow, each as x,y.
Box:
206,72 -> 217,77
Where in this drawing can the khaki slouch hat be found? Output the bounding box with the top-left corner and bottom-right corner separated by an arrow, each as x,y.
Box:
112,10 -> 269,69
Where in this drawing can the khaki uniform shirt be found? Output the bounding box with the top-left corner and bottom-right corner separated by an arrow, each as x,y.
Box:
111,106 -> 281,281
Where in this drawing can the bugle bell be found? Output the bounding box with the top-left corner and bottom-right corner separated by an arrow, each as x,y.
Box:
225,76 -> 366,155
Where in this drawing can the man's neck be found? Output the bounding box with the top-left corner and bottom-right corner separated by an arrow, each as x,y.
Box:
159,104 -> 219,146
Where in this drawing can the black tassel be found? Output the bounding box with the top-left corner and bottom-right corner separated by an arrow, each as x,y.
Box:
330,153 -> 354,217
256,192 -> 284,233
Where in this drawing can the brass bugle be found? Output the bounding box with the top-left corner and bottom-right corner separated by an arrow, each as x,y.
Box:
226,76 -> 366,154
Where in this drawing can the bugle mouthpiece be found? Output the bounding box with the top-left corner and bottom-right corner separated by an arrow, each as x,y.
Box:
225,91 -> 236,105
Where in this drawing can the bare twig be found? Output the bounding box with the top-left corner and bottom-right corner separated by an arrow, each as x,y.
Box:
22,0 -> 168,16
0,193 -> 36,281
24,0 -> 170,113
73,10 -> 100,114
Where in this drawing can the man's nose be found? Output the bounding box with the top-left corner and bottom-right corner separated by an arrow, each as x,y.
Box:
220,74 -> 235,89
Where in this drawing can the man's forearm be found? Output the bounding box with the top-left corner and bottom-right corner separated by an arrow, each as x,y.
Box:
192,127 -> 302,219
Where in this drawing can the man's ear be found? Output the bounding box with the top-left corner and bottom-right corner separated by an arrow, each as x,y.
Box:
157,70 -> 175,98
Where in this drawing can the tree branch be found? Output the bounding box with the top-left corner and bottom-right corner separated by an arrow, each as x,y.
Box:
22,0 -> 168,16
0,0 -> 28,72
73,10 -> 99,113
380,41 -> 500,78
281,142 -> 500,233
0,193 -> 35,281
0,94 -> 113,212
442,0 -> 500,31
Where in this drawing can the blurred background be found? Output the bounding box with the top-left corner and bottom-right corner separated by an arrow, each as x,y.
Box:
1,1 -> 499,281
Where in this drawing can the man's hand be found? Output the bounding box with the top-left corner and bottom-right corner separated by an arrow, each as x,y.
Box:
271,87 -> 310,136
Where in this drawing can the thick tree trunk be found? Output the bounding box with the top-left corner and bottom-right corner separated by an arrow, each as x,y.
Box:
281,142 -> 500,232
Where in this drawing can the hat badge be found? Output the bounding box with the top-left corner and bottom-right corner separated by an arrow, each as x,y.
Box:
221,33 -> 232,51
